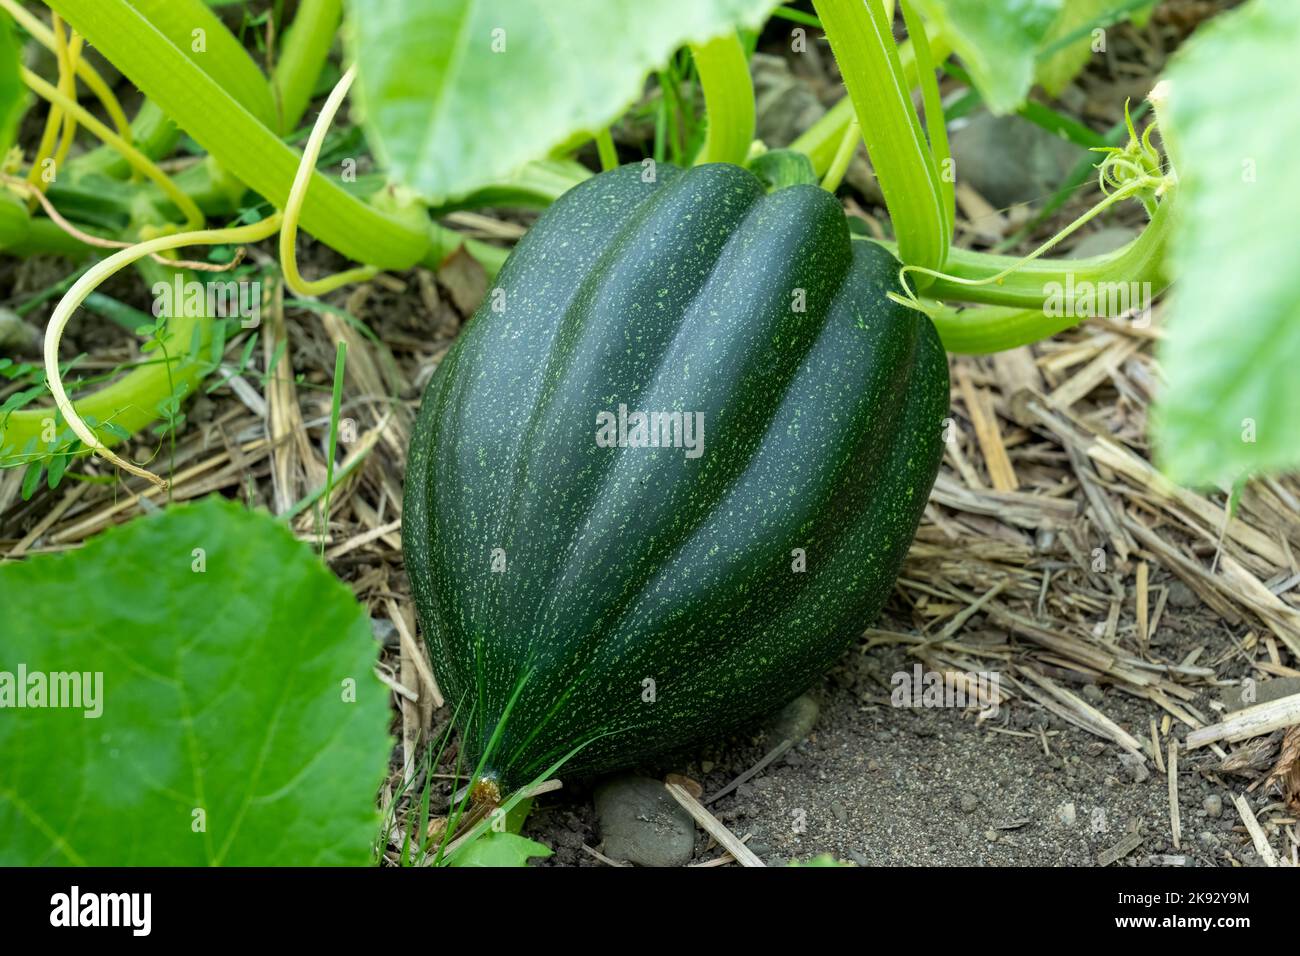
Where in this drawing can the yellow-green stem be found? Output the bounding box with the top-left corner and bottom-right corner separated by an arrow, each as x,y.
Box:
279,64 -> 379,296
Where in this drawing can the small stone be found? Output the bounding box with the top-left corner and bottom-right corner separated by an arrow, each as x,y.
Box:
765,694 -> 820,743
747,841 -> 772,857
867,759 -> 881,772
1167,580 -> 1199,609
1203,794 -> 1223,818
594,774 -> 695,868
1057,802 -> 1077,826
1119,754 -> 1150,784
985,829 -> 998,843
959,793 -> 980,814
701,760 -> 715,774
1082,683 -> 1105,704
1034,526 -> 1057,553
830,801 -> 848,825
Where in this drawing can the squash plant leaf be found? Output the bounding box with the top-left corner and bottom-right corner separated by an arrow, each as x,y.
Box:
1156,0 -> 1300,487
345,0 -> 780,203
0,496 -> 391,865
911,0 -> 1062,114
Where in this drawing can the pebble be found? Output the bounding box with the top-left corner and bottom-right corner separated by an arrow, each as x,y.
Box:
1082,683 -> 1105,704
594,774 -> 695,868
1120,754 -> 1150,784
1203,794 -> 1223,818
830,801 -> 848,825
959,793 -> 980,814
1167,580 -> 1199,609
1057,802 -> 1077,826
765,694 -> 820,743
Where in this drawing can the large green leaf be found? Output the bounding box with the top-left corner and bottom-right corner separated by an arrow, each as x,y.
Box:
1155,0 -> 1300,486
912,0 -> 1062,114
345,0 -> 779,203
0,497 -> 391,865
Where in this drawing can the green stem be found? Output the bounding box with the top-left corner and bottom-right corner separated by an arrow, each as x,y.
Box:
271,0 -> 343,134
820,120 -> 858,193
594,130 -> 619,172
319,340 -> 346,555
813,0 -> 948,275
900,0 -> 953,237
910,193 -> 1175,310
925,301 -> 1088,354
790,25 -> 952,176
47,0 -> 429,270
68,100 -> 180,181
124,0 -> 278,128
689,31 -> 754,167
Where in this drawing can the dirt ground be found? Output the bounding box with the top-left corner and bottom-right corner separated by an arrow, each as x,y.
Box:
525,597 -> 1291,868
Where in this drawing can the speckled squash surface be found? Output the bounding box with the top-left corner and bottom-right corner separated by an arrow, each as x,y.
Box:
403,162 -> 949,789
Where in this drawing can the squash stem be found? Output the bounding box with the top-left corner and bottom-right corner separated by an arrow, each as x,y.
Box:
689,31 -> 755,167
813,0 -> 949,277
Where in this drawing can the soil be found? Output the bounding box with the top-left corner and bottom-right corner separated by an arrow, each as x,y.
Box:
525,596 -> 1285,868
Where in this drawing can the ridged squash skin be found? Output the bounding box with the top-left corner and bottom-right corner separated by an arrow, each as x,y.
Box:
403,163 -> 949,790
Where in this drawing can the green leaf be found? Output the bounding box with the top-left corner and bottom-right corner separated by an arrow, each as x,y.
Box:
0,497 -> 391,865
1036,0 -> 1111,96
448,831 -> 552,867
1155,0 -> 1300,486
912,0 -> 1061,114
0,15 -> 24,155
1036,0 -> 1157,97
346,0 -> 781,203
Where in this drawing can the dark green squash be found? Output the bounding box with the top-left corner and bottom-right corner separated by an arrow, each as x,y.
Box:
403,162 -> 949,791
